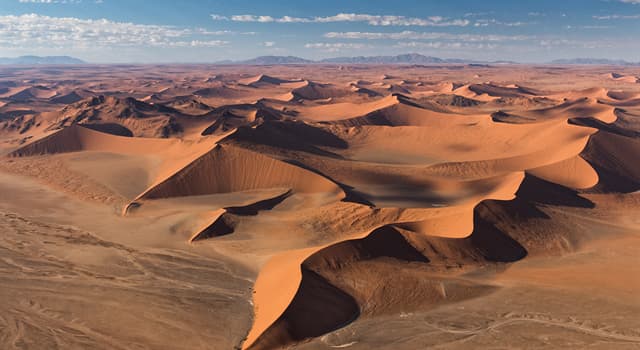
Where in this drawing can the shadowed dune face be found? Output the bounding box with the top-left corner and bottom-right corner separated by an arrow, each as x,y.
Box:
304,226 -> 430,270
581,130 -> 640,193
248,268 -> 360,350
0,65 -> 639,350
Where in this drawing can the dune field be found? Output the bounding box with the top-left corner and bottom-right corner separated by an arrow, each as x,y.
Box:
1,64 -> 639,350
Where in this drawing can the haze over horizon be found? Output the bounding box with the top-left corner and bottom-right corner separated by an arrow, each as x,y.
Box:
1,0 -> 640,63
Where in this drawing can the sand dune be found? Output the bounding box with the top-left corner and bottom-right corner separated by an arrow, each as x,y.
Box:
10,124 -> 188,157
136,144 -> 344,200
0,64 -> 639,350
244,169 -> 525,349
607,72 -> 639,83
50,91 -> 85,104
515,97 -> 618,123
45,95 -> 185,137
0,85 -> 58,101
332,96 -> 483,127
468,83 -> 544,98
581,130 -> 640,192
606,90 -> 640,100
291,81 -> 354,100
200,103 -> 283,135
50,89 -> 95,104
453,84 -> 499,101
189,190 -> 293,242
246,212 -> 523,349
527,155 -> 598,189
293,95 -> 398,121
240,74 -> 305,88
163,97 -> 213,115
194,84 -> 252,99
9,125 -> 227,202
425,93 -> 484,107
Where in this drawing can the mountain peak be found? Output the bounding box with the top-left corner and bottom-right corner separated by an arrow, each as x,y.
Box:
0,56 -> 86,65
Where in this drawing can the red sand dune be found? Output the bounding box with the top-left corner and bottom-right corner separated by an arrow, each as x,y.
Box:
0,64 -> 639,350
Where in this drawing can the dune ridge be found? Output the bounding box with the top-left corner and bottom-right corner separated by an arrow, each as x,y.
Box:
239,82 -> 623,349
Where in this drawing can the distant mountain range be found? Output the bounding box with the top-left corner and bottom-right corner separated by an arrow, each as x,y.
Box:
1,54 -> 638,66
221,55 -> 640,66
219,54 -> 640,66
320,53 -> 455,64
230,56 -> 314,65
216,53 -> 517,65
0,56 -> 86,65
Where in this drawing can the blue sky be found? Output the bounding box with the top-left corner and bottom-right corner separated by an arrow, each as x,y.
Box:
0,0 -> 639,63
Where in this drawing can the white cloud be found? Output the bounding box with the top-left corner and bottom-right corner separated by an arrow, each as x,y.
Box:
231,15 -> 276,23
620,0 -> 640,4
211,13 -> 470,27
313,14 -> 469,26
263,41 -> 275,47
169,40 -> 228,47
196,28 -> 233,35
474,19 -> 528,27
593,14 -> 640,19
463,12 -> 494,18
567,25 -> 612,29
19,0 -> 83,3
322,31 -> 620,52
0,14 -> 231,49
304,42 -> 371,52
278,16 -> 312,23
396,41 -> 498,50
323,31 -> 530,42
537,39 -> 612,49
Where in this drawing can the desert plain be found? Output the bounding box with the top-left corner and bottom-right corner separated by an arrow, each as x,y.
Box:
0,63 -> 639,350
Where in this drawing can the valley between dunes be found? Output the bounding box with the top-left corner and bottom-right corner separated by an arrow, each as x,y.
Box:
1,64 -> 639,350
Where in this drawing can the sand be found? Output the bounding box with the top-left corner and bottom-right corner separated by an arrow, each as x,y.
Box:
0,63 -> 639,350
